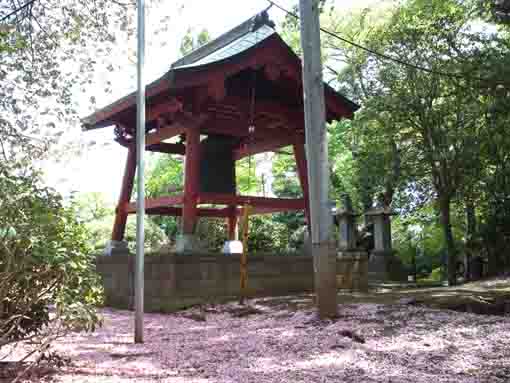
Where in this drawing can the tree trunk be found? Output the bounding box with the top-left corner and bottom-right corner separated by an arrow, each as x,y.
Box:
439,196 -> 457,286
465,202 -> 476,239
382,140 -> 401,208
465,201 -> 476,281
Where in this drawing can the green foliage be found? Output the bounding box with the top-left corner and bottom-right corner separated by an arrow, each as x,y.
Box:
72,192 -> 169,253
146,154 -> 184,198
419,267 -> 443,283
270,0 -> 510,280
142,149 -> 305,252
305,0 -> 510,282
245,215 -> 291,253
0,164 -> 102,349
179,27 -> 211,56
272,149 -> 302,198
73,192 -> 113,222
85,214 -> 169,253
236,157 -> 260,195
195,218 -> 228,252
144,154 -> 183,243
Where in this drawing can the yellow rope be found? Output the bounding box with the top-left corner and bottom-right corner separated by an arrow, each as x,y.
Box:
239,204 -> 251,305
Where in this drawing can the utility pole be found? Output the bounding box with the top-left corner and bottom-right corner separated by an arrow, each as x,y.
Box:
134,0 -> 146,343
299,0 -> 338,318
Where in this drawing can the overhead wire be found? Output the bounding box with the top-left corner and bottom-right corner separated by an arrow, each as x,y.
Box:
1,0 -> 37,23
266,0 -> 506,87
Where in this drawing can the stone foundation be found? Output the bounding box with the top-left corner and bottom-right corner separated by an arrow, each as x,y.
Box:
368,250 -> 408,283
96,250 -> 371,312
96,252 -> 315,312
174,234 -> 202,253
336,252 -> 369,292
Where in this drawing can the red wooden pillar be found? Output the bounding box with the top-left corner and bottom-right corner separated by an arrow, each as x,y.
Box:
112,147 -> 137,241
182,126 -> 201,235
227,207 -> 238,240
293,136 -> 311,235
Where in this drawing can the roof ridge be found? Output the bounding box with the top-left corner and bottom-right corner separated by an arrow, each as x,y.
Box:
171,9 -> 274,69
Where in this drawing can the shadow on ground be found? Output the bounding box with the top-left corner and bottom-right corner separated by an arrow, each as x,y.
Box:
250,277 -> 510,316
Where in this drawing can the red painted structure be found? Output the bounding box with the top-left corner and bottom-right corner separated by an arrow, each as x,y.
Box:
83,11 -> 359,243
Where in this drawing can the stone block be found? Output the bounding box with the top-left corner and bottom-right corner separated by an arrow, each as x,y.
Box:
175,234 -> 202,253
368,250 -> 407,283
103,240 -> 129,256
336,251 -> 369,291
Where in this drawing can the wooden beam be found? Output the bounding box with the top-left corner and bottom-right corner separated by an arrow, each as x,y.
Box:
250,206 -> 303,215
145,124 -> 185,147
147,97 -> 183,121
146,142 -> 185,155
234,135 -> 294,160
198,193 -> 305,210
112,147 -> 137,241
145,113 -> 206,146
125,195 -> 303,217
204,118 -> 295,140
145,207 -> 237,218
220,96 -> 304,128
124,195 -> 184,214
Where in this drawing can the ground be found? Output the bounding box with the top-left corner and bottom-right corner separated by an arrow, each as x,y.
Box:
4,279 -> 510,383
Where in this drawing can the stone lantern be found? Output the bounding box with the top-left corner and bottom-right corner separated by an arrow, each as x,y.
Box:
335,195 -> 369,292
365,206 -> 406,282
335,195 -> 358,251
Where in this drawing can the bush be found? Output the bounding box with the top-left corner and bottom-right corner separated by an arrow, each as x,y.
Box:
85,214 -> 169,253
246,215 -> 290,253
195,215 -> 296,253
419,267 -> 443,283
0,165 -> 103,352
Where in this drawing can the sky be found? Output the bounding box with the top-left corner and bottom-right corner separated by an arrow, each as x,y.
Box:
44,0 -> 377,204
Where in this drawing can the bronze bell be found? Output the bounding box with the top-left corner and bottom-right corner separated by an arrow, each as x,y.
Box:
199,134 -> 238,194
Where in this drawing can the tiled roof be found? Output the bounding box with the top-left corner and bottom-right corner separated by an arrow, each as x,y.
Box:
171,10 -> 275,69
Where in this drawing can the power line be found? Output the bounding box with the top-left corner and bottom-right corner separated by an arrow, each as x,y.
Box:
267,0 -> 502,86
1,0 -> 37,23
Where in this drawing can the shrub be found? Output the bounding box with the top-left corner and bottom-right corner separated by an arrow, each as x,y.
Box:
0,164 -> 102,353
85,214 -> 169,253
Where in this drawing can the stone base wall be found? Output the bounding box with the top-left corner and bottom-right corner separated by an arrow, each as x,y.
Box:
336,251 -> 369,292
96,250 -> 372,312
96,252 -> 315,312
368,250 -> 408,283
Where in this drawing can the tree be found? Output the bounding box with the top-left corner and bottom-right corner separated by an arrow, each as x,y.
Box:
0,163 -> 102,371
0,0 -> 184,374
0,0 -> 184,162
316,0 -> 510,284
179,27 -> 211,56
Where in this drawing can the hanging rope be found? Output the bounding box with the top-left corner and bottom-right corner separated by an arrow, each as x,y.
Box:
247,68 -> 257,191
239,68 -> 257,305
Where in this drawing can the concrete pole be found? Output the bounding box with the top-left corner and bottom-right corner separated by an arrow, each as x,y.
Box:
134,0 -> 146,343
298,0 -> 338,318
